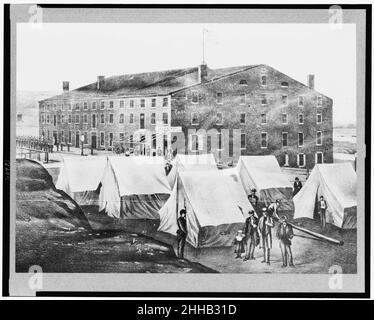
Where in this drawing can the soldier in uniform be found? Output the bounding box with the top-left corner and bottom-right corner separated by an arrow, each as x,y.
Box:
276,216 -> 294,267
243,210 -> 259,261
258,207 -> 274,265
176,209 -> 187,258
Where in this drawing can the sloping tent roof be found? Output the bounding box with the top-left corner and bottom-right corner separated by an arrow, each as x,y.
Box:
237,155 -> 293,209
99,156 -> 171,219
167,153 -> 218,187
293,163 -> 357,229
55,156 -> 107,205
158,170 -> 253,247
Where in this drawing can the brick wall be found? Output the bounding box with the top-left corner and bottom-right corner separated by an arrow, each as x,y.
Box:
39,95 -> 171,152
170,64 -> 333,169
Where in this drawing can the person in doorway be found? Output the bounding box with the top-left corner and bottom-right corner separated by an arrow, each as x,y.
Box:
258,207 -> 274,265
267,199 -> 281,220
276,216 -> 294,267
293,177 -> 302,196
157,146 -> 162,157
243,210 -> 259,261
318,196 -> 328,230
248,189 -> 259,208
176,209 -> 187,258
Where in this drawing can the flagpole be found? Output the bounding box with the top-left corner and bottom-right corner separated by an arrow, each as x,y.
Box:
202,28 -> 205,64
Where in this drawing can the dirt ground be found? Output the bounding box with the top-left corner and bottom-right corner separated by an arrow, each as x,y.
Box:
16,219 -> 214,273
85,207 -> 357,274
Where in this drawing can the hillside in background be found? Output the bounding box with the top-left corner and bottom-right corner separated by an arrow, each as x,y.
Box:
16,91 -> 59,136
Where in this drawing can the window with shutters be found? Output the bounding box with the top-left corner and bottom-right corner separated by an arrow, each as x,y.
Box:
119,113 -> 124,124
261,132 -> 268,148
216,92 -> 223,104
299,114 -> 304,125
151,113 -> 156,124
216,113 -> 223,125
282,113 -> 288,124
191,113 -> 199,125
241,133 -> 246,149
282,132 -> 288,147
298,132 -> 304,147
316,131 -> 322,145
191,91 -> 198,104
240,113 -> 246,124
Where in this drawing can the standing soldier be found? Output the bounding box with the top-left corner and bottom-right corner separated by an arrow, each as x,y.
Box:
243,210 -> 259,261
176,209 -> 187,258
276,216 -> 294,267
293,177 -> 302,196
318,196 -> 328,230
258,207 -> 274,265
267,199 -> 281,220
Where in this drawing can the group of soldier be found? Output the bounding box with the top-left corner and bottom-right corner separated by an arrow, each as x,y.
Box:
234,195 -> 294,267
175,175 -> 329,268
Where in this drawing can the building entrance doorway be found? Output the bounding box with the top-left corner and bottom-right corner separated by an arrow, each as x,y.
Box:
91,133 -> 97,149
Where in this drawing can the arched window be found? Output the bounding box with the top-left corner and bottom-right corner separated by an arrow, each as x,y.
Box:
281,81 -> 289,88
239,79 -> 248,86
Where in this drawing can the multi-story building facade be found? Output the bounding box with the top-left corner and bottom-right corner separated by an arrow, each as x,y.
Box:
39,64 -> 333,169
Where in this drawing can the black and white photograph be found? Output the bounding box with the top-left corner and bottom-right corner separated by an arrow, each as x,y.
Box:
2,3 -> 370,297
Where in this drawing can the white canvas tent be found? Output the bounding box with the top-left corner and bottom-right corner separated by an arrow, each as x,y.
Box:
167,153 -> 218,187
158,170 -> 254,248
99,156 -> 171,219
55,156 -> 107,206
293,163 -> 357,229
237,155 -> 294,210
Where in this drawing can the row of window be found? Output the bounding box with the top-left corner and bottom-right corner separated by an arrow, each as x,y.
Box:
41,112 -> 169,127
188,131 -> 323,153
227,75 -> 290,88
190,111 -> 323,125
41,97 -> 169,112
191,91 -> 323,107
43,130 -> 159,150
283,152 -> 324,168
242,131 -> 323,149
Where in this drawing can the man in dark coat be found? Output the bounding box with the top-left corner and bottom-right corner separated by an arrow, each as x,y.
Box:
293,177 -> 302,196
276,216 -> 294,267
318,196 -> 328,230
176,209 -> 187,258
258,207 -> 274,265
243,210 -> 259,261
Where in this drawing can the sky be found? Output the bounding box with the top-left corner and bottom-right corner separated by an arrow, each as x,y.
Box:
17,23 -> 356,125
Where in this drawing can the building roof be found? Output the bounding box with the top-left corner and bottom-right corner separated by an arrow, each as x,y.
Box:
39,63 -> 331,103
39,65 -> 258,103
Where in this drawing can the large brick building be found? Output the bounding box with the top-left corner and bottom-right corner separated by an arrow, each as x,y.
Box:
39,63 -> 333,169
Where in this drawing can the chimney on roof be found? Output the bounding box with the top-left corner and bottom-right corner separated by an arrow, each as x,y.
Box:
97,76 -> 105,90
199,64 -> 208,83
308,74 -> 315,90
62,81 -> 69,92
